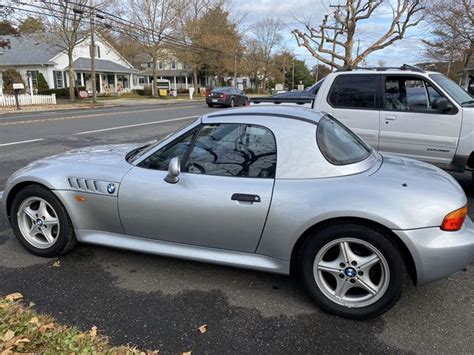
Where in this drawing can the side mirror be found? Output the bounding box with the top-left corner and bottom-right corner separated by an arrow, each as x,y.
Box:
164,156 -> 180,184
432,97 -> 449,112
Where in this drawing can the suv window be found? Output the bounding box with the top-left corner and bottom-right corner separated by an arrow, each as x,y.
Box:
317,115 -> 371,165
384,76 -> 452,112
185,124 -> 277,178
328,74 -> 377,109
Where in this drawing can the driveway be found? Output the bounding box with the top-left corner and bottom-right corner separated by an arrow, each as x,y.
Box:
0,103 -> 473,353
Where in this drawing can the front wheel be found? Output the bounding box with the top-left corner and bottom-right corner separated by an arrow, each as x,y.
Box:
207,103 -> 213,108
299,223 -> 404,319
11,185 -> 77,257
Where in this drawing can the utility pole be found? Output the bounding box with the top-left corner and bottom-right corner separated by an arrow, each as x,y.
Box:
292,59 -> 295,90
233,51 -> 237,88
90,0 -> 97,104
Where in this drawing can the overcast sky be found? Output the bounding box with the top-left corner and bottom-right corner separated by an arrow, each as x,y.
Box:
232,0 -> 429,69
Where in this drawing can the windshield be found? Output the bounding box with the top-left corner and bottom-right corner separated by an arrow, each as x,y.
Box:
429,74 -> 473,105
317,115 -> 372,165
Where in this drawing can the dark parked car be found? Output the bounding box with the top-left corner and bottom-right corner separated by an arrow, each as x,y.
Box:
206,87 -> 249,108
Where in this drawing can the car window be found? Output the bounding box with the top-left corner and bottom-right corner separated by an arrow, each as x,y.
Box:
317,115 -> 371,165
328,75 -> 377,109
384,76 -> 452,113
185,124 -> 277,178
138,129 -> 197,170
429,73 -> 472,105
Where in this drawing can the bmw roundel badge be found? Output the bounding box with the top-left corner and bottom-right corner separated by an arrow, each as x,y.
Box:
107,183 -> 116,194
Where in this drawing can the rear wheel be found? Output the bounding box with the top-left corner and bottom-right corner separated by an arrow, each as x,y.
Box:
299,223 -> 404,319
207,103 -> 213,108
11,185 -> 76,257
230,98 -> 235,108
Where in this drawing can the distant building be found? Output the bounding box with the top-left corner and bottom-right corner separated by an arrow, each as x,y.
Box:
0,32 -> 138,95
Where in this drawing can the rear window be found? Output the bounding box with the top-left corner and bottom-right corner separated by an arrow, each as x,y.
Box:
317,115 -> 371,165
328,74 -> 377,109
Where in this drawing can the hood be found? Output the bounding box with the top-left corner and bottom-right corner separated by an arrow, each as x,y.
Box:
369,154 -> 466,227
6,144 -> 142,192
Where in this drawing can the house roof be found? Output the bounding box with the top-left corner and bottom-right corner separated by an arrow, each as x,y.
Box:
70,57 -> 137,74
0,34 -> 61,66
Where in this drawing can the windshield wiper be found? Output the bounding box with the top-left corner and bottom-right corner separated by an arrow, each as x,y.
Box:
125,143 -> 151,162
461,100 -> 474,105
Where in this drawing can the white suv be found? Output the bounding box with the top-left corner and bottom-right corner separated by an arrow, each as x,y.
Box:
314,67 -> 474,178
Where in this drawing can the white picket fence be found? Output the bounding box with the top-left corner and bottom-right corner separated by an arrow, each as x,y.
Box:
0,94 -> 57,107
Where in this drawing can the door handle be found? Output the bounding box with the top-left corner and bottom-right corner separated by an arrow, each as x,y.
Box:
385,115 -> 397,121
231,193 -> 261,203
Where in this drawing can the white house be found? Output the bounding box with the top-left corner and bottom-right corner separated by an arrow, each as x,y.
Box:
0,32 -> 138,95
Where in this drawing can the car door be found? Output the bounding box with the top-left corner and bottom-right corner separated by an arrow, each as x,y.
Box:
118,123 -> 277,253
378,75 -> 462,165
323,74 -> 380,149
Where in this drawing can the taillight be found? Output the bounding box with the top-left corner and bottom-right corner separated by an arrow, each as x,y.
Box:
441,205 -> 467,231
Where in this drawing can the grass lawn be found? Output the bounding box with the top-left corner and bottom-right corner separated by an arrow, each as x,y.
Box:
0,293 -> 158,354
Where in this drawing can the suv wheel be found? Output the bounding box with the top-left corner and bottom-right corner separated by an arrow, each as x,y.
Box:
11,185 -> 77,257
299,223 -> 404,319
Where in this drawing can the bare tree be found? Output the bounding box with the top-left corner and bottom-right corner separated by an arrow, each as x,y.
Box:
38,1 -> 88,101
123,0 -> 183,97
293,0 -> 423,70
422,0 -> 473,71
245,17 -> 284,91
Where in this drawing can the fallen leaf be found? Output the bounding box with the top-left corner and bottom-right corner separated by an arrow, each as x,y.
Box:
1,330 -> 15,342
182,352 -> 191,355
5,293 -> 23,302
90,325 -> 97,337
28,317 -> 39,324
0,304 -> 7,309
197,324 -> 207,334
14,338 -> 30,345
38,322 -> 54,333
52,260 -> 61,267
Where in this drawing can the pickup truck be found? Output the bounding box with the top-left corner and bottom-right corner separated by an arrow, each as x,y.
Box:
253,65 -> 474,180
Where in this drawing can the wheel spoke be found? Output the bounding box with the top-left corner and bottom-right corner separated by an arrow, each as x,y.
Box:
358,254 -> 380,272
357,276 -> 379,295
334,278 -> 352,298
29,224 -> 40,237
23,207 -> 37,222
41,228 -> 55,244
339,241 -> 356,263
43,217 -> 59,227
317,260 -> 342,276
38,201 -> 52,219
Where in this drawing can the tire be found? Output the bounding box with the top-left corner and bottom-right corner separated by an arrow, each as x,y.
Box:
207,103 -> 213,108
10,185 -> 77,257
299,223 -> 404,319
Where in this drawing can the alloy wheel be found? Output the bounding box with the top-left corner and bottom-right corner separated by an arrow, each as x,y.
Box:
17,197 -> 60,249
313,237 -> 390,308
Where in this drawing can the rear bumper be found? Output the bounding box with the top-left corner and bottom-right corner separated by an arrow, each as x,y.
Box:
206,98 -> 229,106
394,217 -> 474,284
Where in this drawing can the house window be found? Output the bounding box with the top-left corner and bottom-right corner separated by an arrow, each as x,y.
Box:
95,45 -> 101,58
147,62 -> 152,68
171,60 -> 176,70
54,71 -> 64,89
158,61 -> 163,70
27,70 -> 38,88
138,76 -> 145,85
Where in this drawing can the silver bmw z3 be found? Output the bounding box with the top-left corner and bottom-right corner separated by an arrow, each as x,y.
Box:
2,106 -> 473,319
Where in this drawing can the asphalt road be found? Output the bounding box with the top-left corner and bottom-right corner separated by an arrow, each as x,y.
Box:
0,103 -> 473,354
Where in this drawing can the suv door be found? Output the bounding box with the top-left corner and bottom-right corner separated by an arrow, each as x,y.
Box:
379,75 -> 462,165
325,74 -> 380,148
119,123 -> 277,253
